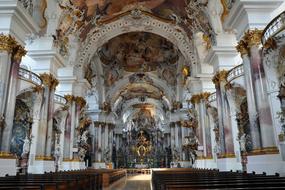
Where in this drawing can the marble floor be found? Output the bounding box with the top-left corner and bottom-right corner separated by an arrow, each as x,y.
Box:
108,174 -> 152,190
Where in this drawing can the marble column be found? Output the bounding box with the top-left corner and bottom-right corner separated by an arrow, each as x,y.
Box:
212,71 -> 235,156
244,29 -> 276,149
58,109 -> 68,169
28,87 -> 44,168
63,95 -> 74,160
170,122 -> 175,150
98,123 -> 102,162
1,36 -> 27,152
104,124 -> 109,161
236,39 -> 262,150
38,73 -> 58,158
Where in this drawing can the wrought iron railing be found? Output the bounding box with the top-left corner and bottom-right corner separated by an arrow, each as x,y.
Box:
18,68 -> 42,86
227,64 -> 244,83
208,92 -> 216,103
262,11 -> 285,45
54,94 -> 67,105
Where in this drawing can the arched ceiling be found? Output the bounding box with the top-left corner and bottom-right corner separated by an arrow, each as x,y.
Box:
56,0 -> 217,124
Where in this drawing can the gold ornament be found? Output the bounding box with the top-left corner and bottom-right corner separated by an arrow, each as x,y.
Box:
263,37 -> 277,50
220,0 -> 229,22
75,96 -> 86,108
244,29 -> 263,47
212,70 -> 229,86
64,95 -> 75,103
0,34 -> 26,62
39,73 -> 59,90
32,85 -> 44,93
190,94 -> 202,104
0,34 -> 17,53
236,40 -> 249,56
203,34 -> 212,50
13,45 -> 27,62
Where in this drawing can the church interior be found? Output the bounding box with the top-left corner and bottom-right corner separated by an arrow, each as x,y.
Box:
1,0 -> 285,189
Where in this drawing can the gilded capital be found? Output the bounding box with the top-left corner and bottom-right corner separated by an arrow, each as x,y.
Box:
236,40 -> 248,56
64,95 -> 75,103
263,37 -> 277,50
101,101 -> 111,113
190,94 -> 202,104
212,70 -> 229,85
0,34 -> 17,53
0,34 -> 27,62
201,92 -> 211,100
244,29 -> 263,47
32,85 -> 44,93
13,45 -> 27,62
75,96 -> 86,108
39,73 -> 59,90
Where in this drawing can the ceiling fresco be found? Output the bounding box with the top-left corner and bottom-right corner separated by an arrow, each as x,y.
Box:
58,0 -> 214,42
97,32 -> 179,93
119,83 -> 164,101
98,32 -> 179,72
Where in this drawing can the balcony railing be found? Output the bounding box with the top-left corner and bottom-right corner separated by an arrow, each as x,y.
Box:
208,92 -> 216,103
262,11 -> 285,45
54,94 -> 67,105
227,64 -> 244,83
18,68 -> 42,86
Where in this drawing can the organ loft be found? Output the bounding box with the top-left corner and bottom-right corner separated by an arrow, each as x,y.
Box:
0,0 -> 285,189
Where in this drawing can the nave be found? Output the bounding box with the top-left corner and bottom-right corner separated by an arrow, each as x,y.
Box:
1,0 -> 285,188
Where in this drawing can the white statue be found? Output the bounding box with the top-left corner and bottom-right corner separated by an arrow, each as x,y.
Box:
81,130 -> 89,143
194,32 -> 208,61
21,136 -> 31,157
238,133 -> 247,152
207,0 -> 224,34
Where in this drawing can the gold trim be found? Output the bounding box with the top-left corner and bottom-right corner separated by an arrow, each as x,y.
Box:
39,0 -> 48,29
0,151 -> 16,159
247,147 -> 279,156
63,158 -> 82,162
35,155 -> 54,161
217,153 -> 236,159
220,0 -> 229,22
197,156 -> 214,160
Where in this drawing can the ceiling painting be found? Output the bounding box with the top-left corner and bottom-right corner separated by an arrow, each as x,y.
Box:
98,32 -> 179,73
119,83 -> 164,101
58,0 -> 214,42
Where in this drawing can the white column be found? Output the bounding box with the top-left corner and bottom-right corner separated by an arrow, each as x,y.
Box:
28,89 -> 43,172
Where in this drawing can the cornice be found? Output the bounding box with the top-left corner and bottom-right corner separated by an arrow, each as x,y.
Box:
224,0 -> 283,40
0,0 -> 40,45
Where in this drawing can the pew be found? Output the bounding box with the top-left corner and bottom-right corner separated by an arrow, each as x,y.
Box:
0,168 -> 127,190
152,168 -> 285,190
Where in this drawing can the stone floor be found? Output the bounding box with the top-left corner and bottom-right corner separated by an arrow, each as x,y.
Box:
108,174 -> 151,190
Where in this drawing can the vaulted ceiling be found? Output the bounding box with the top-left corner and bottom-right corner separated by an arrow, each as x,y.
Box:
56,0 -> 217,125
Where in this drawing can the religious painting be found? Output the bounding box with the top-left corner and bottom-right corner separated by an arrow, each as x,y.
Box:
58,0 -> 213,41
99,32 -> 179,73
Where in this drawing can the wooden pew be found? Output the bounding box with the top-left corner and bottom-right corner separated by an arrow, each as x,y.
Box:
152,168 -> 285,190
0,168 -> 126,190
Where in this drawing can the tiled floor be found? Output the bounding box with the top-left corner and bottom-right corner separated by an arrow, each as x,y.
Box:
108,174 -> 152,190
